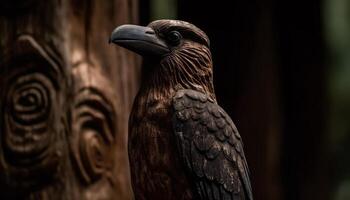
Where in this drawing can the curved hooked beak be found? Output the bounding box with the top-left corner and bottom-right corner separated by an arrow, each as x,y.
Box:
109,24 -> 170,57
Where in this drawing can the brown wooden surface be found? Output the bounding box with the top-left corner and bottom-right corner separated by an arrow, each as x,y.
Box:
0,0 -> 139,199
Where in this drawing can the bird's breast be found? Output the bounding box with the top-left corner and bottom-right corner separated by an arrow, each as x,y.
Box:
145,98 -> 170,123
130,95 -> 173,154
128,91 -> 193,200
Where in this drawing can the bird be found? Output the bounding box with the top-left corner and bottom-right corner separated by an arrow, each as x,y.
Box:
110,20 -> 253,200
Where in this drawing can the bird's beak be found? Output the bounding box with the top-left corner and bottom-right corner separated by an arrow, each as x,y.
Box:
109,24 -> 170,57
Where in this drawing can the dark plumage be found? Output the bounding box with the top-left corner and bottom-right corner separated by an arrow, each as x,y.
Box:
110,19 -> 253,200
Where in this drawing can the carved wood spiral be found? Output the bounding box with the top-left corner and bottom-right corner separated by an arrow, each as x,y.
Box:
72,87 -> 115,184
4,73 -> 54,167
0,36 -> 65,188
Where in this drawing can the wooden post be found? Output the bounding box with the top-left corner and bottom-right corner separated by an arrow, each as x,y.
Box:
0,0 -> 139,199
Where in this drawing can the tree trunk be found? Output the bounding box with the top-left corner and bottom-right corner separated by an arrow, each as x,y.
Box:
0,0 -> 139,199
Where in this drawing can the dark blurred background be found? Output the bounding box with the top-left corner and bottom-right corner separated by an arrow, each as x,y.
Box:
140,0 -> 350,200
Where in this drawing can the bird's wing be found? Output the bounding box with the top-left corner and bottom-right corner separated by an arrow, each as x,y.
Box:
172,89 -> 253,200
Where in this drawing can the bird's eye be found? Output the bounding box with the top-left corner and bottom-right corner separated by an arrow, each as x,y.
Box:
166,31 -> 182,46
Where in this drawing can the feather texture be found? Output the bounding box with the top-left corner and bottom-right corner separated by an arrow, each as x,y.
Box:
173,89 -> 253,200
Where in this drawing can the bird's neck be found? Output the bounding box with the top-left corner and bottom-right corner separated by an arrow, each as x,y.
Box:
132,59 -> 216,123
138,61 -> 176,106
140,58 -> 216,101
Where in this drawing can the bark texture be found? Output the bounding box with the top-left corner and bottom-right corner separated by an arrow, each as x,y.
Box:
0,0 -> 139,199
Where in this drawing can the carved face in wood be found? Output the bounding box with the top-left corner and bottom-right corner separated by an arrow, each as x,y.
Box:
0,0 -> 136,199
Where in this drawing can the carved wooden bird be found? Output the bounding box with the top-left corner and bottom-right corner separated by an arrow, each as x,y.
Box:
110,20 -> 253,200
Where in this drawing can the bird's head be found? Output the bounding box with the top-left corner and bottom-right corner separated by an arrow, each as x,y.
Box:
110,20 -> 214,96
